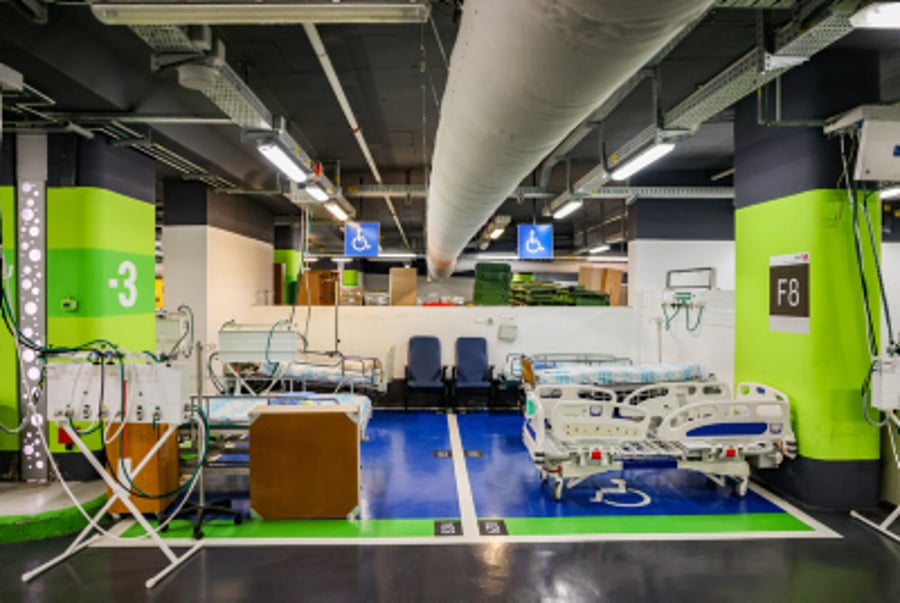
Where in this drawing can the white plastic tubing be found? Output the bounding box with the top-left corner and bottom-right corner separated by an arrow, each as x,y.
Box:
426,0 -> 714,278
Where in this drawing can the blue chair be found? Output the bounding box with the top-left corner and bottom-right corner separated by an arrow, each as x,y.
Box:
404,336 -> 446,410
451,337 -> 493,410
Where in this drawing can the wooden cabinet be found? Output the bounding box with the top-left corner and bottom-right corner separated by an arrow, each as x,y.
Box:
249,405 -> 360,519
299,269 -> 339,306
105,424 -> 179,514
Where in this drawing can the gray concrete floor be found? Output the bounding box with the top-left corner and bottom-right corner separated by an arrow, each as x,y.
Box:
2,510 -> 899,602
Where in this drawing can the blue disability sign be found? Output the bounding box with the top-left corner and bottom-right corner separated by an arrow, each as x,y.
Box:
345,222 -> 379,257
518,224 -> 553,260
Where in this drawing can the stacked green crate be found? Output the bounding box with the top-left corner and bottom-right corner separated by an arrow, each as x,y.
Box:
473,263 -> 511,306
573,286 -> 610,306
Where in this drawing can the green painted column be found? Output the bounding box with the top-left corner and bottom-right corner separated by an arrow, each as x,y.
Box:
0,186 -> 17,476
45,186 -> 156,462
274,224 -> 302,305
733,49 -> 882,508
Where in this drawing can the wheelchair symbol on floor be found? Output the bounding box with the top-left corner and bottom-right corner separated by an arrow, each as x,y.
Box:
350,224 -> 372,252
525,229 -> 545,255
590,479 -> 652,508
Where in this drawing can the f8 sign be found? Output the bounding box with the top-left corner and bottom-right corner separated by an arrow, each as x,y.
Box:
769,252 -> 809,334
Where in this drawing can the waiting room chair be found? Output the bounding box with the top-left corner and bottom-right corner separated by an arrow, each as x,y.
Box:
450,337 -> 493,411
404,336 -> 446,410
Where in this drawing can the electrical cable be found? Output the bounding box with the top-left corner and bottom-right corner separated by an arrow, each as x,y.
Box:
661,303 -> 681,331
860,189 -> 897,350
686,305 -> 704,333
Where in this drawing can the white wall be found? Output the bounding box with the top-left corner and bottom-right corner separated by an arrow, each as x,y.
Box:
205,227 -> 273,342
628,239 -> 735,306
635,289 -> 736,389
243,305 -> 638,378
163,225 -> 273,346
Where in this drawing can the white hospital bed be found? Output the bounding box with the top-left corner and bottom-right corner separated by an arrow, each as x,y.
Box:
205,392 -> 373,440
522,381 -> 795,500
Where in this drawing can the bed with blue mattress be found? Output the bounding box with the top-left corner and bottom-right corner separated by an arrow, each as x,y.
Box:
206,392 -> 373,438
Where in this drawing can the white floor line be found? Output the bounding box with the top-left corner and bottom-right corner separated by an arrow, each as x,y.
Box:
446,413 -> 479,538
748,482 -> 842,538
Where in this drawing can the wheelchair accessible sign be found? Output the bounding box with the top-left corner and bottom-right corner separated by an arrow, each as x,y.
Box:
345,222 -> 379,257
518,224 -> 553,260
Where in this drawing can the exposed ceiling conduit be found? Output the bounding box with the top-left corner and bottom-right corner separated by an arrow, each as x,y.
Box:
425,0 -> 715,278
304,23 -> 411,249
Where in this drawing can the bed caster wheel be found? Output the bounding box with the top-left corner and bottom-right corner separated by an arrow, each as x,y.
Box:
553,479 -> 564,502
234,514 -> 243,526
193,528 -> 204,540
734,478 -> 749,498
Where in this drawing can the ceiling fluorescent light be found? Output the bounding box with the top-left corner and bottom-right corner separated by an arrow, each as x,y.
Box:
610,142 -> 676,181
324,201 -> 349,222
489,227 -> 506,240
91,3 -> 431,25
306,183 -> 330,202
880,186 -> 900,200
589,244 -> 611,254
850,3 -> 900,28
552,199 -> 583,220
257,142 -> 309,183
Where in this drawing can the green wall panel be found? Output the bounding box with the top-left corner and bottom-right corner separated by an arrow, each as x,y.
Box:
47,188 -> 155,455
0,187 -> 18,452
735,189 -> 881,461
46,187 -> 155,353
274,249 -> 301,304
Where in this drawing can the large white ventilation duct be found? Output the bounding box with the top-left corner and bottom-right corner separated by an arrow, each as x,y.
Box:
426,0 -> 714,278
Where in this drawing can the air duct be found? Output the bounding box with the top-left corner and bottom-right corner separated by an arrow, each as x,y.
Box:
425,0 -> 715,278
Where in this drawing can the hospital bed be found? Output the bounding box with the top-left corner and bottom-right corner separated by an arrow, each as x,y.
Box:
522,381 -> 795,500
215,323 -> 392,396
205,392 -> 373,440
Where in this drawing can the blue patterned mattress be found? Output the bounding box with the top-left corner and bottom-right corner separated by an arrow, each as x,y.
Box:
534,362 -> 702,385
206,393 -> 372,435
263,363 -> 380,387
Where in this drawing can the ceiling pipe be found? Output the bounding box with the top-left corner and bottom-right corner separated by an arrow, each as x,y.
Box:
304,23 -> 411,249
425,0 -> 715,279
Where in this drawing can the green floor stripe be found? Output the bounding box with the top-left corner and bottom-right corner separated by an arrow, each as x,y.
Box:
0,494 -> 107,543
498,513 -> 813,536
123,517 -> 453,539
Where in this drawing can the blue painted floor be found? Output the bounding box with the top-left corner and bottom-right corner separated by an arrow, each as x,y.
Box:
359,411 -> 459,520
457,411 -> 784,518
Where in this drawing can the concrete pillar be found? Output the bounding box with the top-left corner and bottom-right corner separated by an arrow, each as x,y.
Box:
733,49 -> 882,509
161,181 -> 274,356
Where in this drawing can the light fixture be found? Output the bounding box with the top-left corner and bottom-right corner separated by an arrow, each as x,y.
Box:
552,199 -> 583,220
324,201 -> 349,222
850,3 -> 900,28
589,244 -> 611,254
91,2 -> 431,25
610,142 -> 676,181
257,141 -> 310,183
587,255 -> 628,263
306,183 -> 330,202
489,227 -> 506,240
880,186 -> 900,200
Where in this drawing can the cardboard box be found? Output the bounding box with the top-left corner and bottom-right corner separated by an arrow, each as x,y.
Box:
105,424 -> 179,514
578,266 -> 605,292
389,267 -> 417,306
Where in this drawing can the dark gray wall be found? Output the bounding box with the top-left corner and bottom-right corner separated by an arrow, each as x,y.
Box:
164,179 -> 274,244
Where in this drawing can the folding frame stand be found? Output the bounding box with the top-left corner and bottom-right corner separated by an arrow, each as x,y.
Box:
851,506 -> 900,544
21,422 -> 202,590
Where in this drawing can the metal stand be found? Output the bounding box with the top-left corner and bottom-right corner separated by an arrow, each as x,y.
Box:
850,506 -> 900,544
21,423 -> 202,590
160,341 -> 242,538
